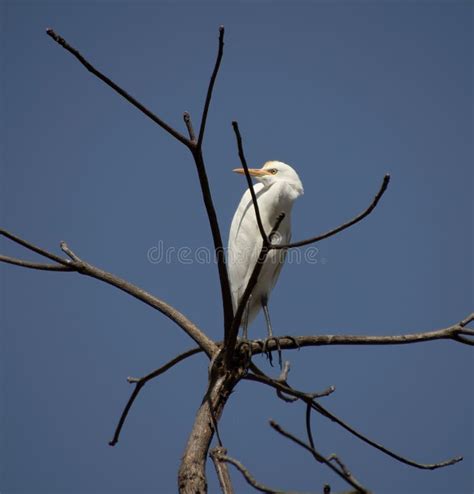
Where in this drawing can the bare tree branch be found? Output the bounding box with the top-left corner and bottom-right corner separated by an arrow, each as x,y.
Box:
231,121 -> 268,242
225,213 -> 286,364
198,26 -> 224,148
230,125 -> 390,251
245,366 -> 463,471
244,317 -> 474,355
0,231 -> 216,356
46,29 -> 191,147
213,450 -> 306,494
109,347 -> 202,446
277,174 -> 390,249
0,254 -> 72,271
1,228 -> 72,265
45,26 -> 234,348
183,112 -> 196,142
210,447 -> 235,494
270,420 -> 369,494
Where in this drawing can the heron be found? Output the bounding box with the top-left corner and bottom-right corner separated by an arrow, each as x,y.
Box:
228,161 -> 304,362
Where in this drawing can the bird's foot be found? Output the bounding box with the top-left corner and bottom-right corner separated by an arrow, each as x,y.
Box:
262,337 -> 283,368
236,338 -> 253,366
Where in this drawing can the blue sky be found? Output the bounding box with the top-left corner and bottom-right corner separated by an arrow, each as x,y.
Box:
1,1 -> 472,493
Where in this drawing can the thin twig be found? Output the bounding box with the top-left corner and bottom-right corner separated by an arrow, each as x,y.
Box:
275,174 -> 391,249
245,368 -> 463,471
46,26 -> 234,346
183,112 -> 196,142
270,420 -> 369,493
46,29 -> 190,147
0,229 -> 71,266
231,121 -> 268,243
230,123 -> 390,251
0,255 -> 72,271
225,213 -> 285,364
214,451 -> 305,494
210,447 -> 235,494
198,26 -> 224,148
0,230 -> 216,356
109,347 -> 202,446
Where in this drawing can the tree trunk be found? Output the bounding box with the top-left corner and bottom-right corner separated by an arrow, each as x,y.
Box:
178,367 -> 240,493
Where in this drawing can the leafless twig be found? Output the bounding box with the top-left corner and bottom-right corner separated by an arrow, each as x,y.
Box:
245,366 -> 463,471
109,347 -> 203,446
213,450 -> 307,494
0,230 -> 216,356
230,125 -> 390,252
270,420 -> 369,493
46,25 -> 234,352
210,447 -> 234,494
225,213 -> 286,364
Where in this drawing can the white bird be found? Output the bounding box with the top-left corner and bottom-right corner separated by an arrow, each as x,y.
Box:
228,160 -> 304,343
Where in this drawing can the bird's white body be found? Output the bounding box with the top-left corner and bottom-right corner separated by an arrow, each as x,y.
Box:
228,161 -> 304,328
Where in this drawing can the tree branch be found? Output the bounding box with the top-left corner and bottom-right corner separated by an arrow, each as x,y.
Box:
277,174 -> 390,249
269,420 -> 369,494
0,254 -> 72,271
230,124 -> 390,251
183,112 -> 196,142
46,28 -> 190,147
231,121 -> 268,243
0,231 -> 216,357
225,213 -> 286,364
198,26 -> 224,148
109,347 -> 202,446
210,446 -> 235,494
245,366 -> 463,471
213,450 -> 305,494
243,317 -> 474,355
46,26 -> 234,347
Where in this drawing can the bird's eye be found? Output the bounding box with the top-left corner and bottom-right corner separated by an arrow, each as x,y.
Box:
269,168 -> 278,175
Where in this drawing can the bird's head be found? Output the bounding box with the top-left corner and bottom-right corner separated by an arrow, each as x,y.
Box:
233,161 -> 304,198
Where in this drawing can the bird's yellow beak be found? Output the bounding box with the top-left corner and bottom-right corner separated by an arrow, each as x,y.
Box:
233,168 -> 271,177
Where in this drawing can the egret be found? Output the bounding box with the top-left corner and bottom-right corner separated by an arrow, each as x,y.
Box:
228,161 -> 304,353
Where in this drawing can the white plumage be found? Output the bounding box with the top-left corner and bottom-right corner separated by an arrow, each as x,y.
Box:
228,161 -> 304,335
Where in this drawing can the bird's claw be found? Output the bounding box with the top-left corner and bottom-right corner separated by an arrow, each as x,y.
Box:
262,337 -> 283,368
236,338 -> 253,365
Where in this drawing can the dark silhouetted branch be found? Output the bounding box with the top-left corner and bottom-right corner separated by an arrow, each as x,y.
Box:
183,112 -> 196,142
278,174 -> 390,249
225,213 -> 285,364
230,125 -> 390,252
46,27 -> 234,345
109,347 -> 202,446
46,29 -> 190,147
231,121 -> 268,242
246,365 -> 463,471
198,26 -> 225,148
270,420 -> 369,494
213,450 -> 305,494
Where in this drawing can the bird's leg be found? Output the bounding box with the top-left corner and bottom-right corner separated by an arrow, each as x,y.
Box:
242,294 -> 251,340
237,295 -> 253,362
262,298 -> 282,368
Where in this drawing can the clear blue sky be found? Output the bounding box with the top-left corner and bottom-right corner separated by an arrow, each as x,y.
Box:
1,1 -> 472,493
